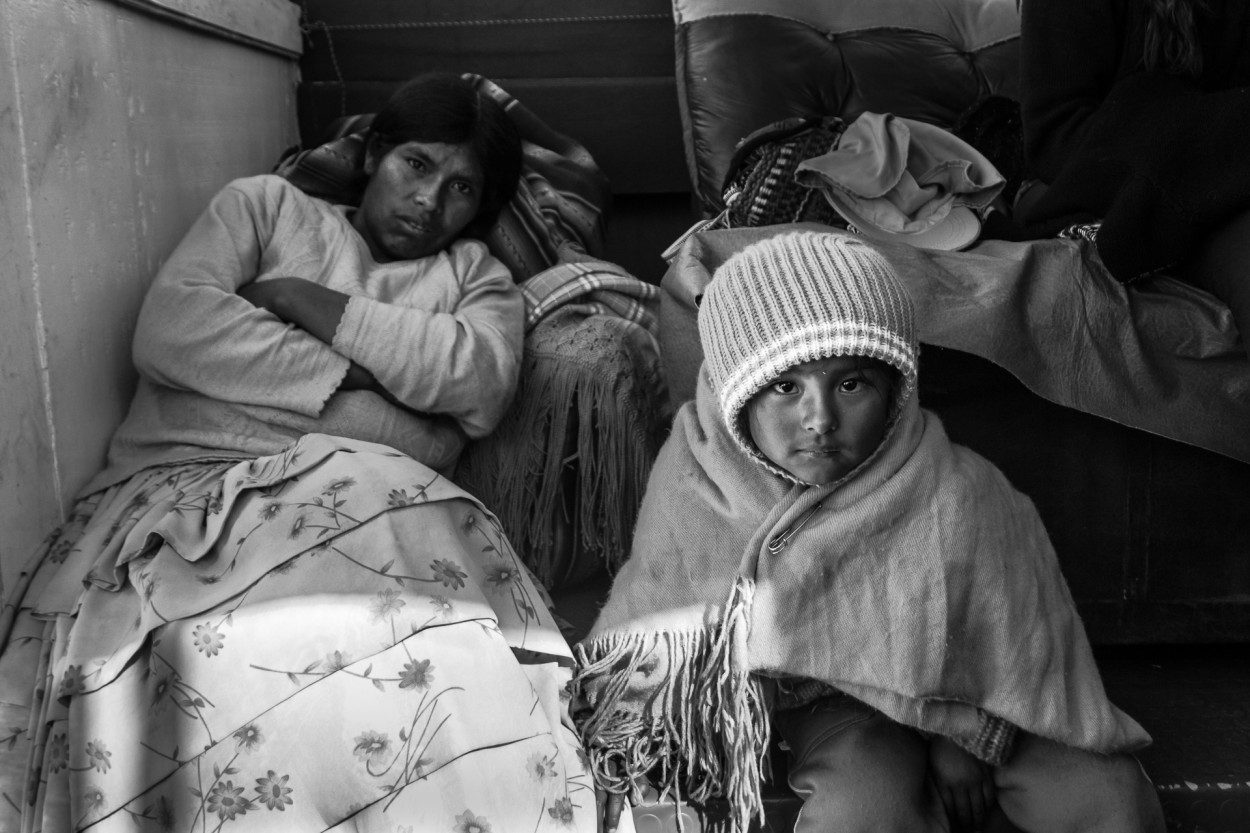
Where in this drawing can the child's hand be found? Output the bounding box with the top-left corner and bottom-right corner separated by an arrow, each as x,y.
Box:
928,736 -> 994,831
596,788 -> 625,833
593,758 -> 628,833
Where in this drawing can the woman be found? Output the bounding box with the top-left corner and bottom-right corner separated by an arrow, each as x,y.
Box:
1017,0 -> 1250,357
0,73 -> 598,832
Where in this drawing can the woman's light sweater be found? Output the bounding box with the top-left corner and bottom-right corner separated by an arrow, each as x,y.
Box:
88,175 -> 523,493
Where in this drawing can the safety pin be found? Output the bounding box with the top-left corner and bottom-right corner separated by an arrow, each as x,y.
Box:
767,501 -> 823,554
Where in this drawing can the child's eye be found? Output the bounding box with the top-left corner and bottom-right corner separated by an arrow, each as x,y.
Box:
839,377 -> 865,393
770,380 -> 798,395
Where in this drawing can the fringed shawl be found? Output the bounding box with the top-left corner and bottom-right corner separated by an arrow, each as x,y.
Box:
574,369 -> 1149,831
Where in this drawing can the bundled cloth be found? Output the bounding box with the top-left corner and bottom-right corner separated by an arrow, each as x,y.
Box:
575,371 -> 1148,832
520,258 -> 659,337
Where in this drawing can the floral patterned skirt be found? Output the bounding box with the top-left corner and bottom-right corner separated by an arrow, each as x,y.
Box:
0,434 -> 598,832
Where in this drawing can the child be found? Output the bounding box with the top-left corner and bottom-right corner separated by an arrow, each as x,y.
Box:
574,231 -> 1164,832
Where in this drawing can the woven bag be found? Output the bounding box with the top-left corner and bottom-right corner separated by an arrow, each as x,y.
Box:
662,115 -> 849,260
721,115 -> 849,228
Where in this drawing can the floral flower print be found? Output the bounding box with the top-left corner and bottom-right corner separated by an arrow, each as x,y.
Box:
206,492 -> 223,515
484,562 -> 520,592
431,559 -> 467,590
140,572 -> 159,602
258,501 -> 284,521
525,751 -> 556,781
353,730 -> 392,766
398,659 -> 434,691
289,514 -> 309,539
58,664 -> 86,698
47,733 -> 70,774
323,477 -> 356,496
255,770 -> 294,810
387,488 -> 417,508
192,622 -> 225,657
453,809 -> 493,833
574,744 -> 592,774
233,723 -> 264,753
85,739 -> 112,773
150,795 -> 176,831
48,538 -> 74,564
82,785 -> 107,815
548,796 -> 576,826
325,650 -> 352,672
150,667 -> 178,712
412,756 -> 434,778
370,588 -> 405,622
429,595 -> 455,618
207,780 -> 252,821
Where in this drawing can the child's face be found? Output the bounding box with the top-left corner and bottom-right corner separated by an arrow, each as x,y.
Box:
745,355 -> 894,485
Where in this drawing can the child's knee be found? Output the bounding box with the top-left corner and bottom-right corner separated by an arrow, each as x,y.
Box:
780,709 -> 944,833
994,735 -> 1163,833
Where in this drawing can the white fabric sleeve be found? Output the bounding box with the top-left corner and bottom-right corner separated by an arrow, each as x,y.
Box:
332,245 -> 524,438
131,179 -> 349,418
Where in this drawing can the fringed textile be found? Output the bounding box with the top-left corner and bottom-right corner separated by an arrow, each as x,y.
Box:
455,309 -> 668,589
575,578 -> 770,832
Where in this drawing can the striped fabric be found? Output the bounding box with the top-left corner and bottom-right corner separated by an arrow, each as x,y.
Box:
519,259 -> 658,336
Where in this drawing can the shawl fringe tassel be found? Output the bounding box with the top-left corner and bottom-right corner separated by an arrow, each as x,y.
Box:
456,314 -> 662,589
573,578 -> 769,832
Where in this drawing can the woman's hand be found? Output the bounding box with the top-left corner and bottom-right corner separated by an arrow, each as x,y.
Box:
238,277 -> 348,345
928,736 -> 994,832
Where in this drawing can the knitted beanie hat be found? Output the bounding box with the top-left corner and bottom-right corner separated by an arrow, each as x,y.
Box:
698,231 -> 918,459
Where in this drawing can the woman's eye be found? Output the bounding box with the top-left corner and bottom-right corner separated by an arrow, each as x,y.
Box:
406,158 -> 426,173
453,181 -> 475,196
839,378 -> 864,393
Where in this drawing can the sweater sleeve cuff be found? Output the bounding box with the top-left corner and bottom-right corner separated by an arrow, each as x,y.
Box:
955,712 -> 1018,766
332,294 -> 368,356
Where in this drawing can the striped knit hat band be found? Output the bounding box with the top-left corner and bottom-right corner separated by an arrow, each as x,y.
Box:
698,231 -> 918,459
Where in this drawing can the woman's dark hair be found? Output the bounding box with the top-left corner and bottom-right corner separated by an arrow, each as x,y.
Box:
369,72 -> 523,239
1142,0 -> 1208,77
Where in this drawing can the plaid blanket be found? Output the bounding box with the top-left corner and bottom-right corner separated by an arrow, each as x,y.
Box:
520,259 -> 658,337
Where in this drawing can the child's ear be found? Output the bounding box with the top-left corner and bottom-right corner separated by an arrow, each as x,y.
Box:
362,134 -> 383,178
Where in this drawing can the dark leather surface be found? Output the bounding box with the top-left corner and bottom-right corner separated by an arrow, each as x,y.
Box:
676,3 -> 1020,212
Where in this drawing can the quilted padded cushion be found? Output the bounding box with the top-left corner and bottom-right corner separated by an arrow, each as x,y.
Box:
674,0 -> 1021,212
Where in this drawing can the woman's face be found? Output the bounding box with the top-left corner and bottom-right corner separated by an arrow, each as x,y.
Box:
352,139 -> 485,262
746,355 -> 894,485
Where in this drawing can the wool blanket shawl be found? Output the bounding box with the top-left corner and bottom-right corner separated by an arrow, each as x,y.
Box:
575,371 -> 1149,830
